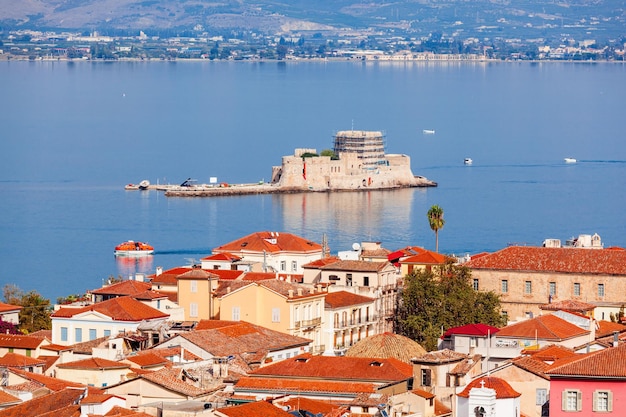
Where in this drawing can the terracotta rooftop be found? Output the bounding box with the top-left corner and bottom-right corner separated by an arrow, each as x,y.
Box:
546,343 -> 626,378
201,252 -> 242,262
0,334 -> 46,349
177,268 -> 220,280
149,266 -> 194,285
435,399 -> 452,416
51,295 -> 168,321
0,352 -> 46,368
303,256 -> 342,268
539,299 -> 596,312
216,400 -> 294,417
0,302 -> 21,313
176,321 -> 311,358
90,280 -> 151,296
411,388 -> 436,399
0,391 -> 20,407
412,349 -> 467,364
140,368 -> 217,397
57,357 -> 130,370
401,250 -> 448,265
595,320 -> 626,338
249,353 -> 413,382
457,376 -> 521,399
124,351 -> 170,368
496,314 -> 589,340
0,387 -> 87,417
68,335 -> 111,355
274,396 -> 346,415
466,246 -> 626,275
9,368 -> 86,391
149,346 -> 202,362
320,260 -> 390,272
345,332 -> 426,363
207,269 -> 246,280
325,290 -> 375,309
523,344 -> 577,362
235,376 -> 377,394
442,323 -> 500,338
213,231 -> 322,254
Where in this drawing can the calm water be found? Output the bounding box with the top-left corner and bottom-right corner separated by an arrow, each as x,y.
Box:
1,60 -> 625,301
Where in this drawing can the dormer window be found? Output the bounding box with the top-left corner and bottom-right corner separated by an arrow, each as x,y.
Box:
369,361 -> 383,367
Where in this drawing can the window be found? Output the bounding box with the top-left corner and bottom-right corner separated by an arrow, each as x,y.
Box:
75,328 -> 83,343
549,282 -> 556,296
104,329 -> 111,337
562,389 -> 582,411
89,329 -> 97,340
501,280 -> 508,293
291,261 -> 297,272
536,388 -> 548,406
232,306 -> 240,321
190,280 -> 197,293
363,276 -> 369,287
574,282 -> 581,296
61,327 -> 68,342
190,303 -> 198,317
593,390 -> 613,412
421,368 -> 432,387
346,273 -> 352,286
280,261 -> 286,271
272,308 -> 280,322
473,279 -> 479,291
598,283 -> 605,297
25,349 -> 31,357
525,281 -> 532,294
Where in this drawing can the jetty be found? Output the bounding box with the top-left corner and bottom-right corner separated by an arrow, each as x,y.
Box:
127,130 -> 437,197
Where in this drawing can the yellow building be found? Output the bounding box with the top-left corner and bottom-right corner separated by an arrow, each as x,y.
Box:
176,268 -> 220,321
218,279 -> 326,354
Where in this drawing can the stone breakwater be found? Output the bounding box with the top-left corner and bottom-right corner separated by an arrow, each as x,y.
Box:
163,176 -> 436,197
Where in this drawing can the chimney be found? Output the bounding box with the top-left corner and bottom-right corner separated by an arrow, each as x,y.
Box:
614,331 -> 619,348
297,288 -> 303,296
288,290 -> 294,298
227,286 -> 231,294
156,266 -> 163,276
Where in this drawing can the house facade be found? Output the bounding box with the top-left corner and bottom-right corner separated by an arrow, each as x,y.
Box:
466,246 -> 626,322
323,290 -> 377,356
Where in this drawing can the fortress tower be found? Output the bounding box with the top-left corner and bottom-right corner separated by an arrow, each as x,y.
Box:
333,130 -> 387,170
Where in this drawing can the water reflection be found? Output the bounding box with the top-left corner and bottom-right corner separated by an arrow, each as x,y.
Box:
115,255 -> 154,280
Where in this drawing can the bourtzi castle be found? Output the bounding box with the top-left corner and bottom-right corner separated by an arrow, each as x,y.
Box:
270,130 -> 436,191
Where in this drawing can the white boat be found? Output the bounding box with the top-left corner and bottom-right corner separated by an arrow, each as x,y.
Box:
464,158 -> 473,165
564,158 -> 577,164
114,240 -> 154,256
422,129 -> 436,135
138,179 -> 150,190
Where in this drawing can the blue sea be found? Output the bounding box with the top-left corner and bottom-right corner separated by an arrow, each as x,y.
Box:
1,60 -> 625,302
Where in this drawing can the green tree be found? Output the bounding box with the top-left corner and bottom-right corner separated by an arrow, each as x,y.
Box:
427,205 -> 445,253
2,284 -> 51,334
320,149 -> 338,159
395,261 -> 506,351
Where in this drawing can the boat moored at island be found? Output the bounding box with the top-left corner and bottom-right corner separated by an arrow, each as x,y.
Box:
114,240 -> 154,256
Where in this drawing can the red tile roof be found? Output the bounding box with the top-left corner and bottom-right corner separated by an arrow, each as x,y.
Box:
412,349 -> 467,364
249,353 -> 413,382
201,252 -> 242,262
0,334 -> 46,349
57,357 -> 130,370
411,388 -> 436,399
206,269 -> 246,280
523,344 -> 577,362
0,387 -> 87,417
546,343 -> 626,378
139,368 -> 216,397
0,302 -> 22,313
596,320 -> 626,338
539,299 -> 596,312
149,346 -> 202,362
131,290 -> 170,300
214,231 -> 322,254
0,391 -> 20,407
457,376 -> 521,399
235,376 -> 377,394
303,256 -> 342,268
124,351 -> 170,368
442,323 -> 500,338
496,314 -> 589,340
274,396 -> 346,415
51,295 -> 168,321
0,353 -> 46,368
401,250 -> 448,265
466,246 -> 626,275
149,266 -> 194,285
216,400 -> 294,417
8,368 -> 86,391
325,291 -> 375,309
345,332 -> 427,363
90,280 -> 151,296
177,268 -> 219,280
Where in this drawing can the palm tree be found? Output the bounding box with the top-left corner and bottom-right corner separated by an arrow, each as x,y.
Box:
427,205 -> 445,253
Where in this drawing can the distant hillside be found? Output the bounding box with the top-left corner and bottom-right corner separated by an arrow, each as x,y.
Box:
0,0 -> 624,40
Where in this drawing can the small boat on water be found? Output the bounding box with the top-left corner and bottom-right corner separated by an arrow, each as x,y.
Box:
464,158 -> 473,165
422,129 -> 436,135
564,157 -> 577,164
138,180 -> 150,190
114,240 -> 154,256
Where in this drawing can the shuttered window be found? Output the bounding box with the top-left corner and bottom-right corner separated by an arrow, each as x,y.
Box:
562,389 -> 582,411
593,390 -> 613,412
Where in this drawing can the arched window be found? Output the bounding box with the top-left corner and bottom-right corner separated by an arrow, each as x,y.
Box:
474,406 -> 486,417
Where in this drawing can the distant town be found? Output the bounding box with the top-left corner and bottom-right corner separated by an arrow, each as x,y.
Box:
1,27 -> 625,62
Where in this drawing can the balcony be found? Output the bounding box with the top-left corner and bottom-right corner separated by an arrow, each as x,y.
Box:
301,317 -> 321,328
310,344 -> 326,355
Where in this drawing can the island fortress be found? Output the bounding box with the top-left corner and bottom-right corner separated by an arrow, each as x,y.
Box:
163,130 -> 435,196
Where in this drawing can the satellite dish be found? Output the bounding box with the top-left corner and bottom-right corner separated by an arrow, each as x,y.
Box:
352,243 -> 361,251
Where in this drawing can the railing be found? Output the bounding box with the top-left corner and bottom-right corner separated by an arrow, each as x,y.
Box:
301,317 -> 321,327
311,344 -> 326,354
332,315 -> 378,329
